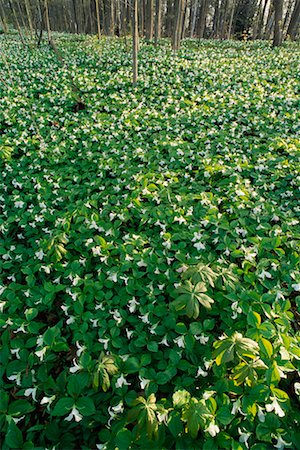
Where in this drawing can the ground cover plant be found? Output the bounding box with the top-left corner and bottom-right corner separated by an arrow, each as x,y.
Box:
0,33 -> 300,449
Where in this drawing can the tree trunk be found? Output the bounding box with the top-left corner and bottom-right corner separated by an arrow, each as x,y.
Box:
95,0 -> 101,38
273,0 -> 283,46
44,0 -> 53,45
24,0 -> 34,38
0,0 -> 8,33
220,0 -> 228,39
227,0 -> 236,39
181,0 -> 188,39
154,0 -> 162,44
198,0 -> 209,38
166,0 -> 174,37
104,0 -> 114,35
255,0 -> 268,39
212,0 -> 221,37
172,0 -> 185,50
287,0 -> 300,39
132,0 -> 138,84
72,0 -> 79,33
263,0 -> 273,38
8,0 -> 26,44
190,0 -> 199,37
282,0 -> 293,34
145,0 -> 154,39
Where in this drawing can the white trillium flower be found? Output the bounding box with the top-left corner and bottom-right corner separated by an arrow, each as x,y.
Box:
195,334 -> 209,344
194,242 -> 206,251
291,283 -> 300,291
65,407 -> 83,422
128,297 -> 139,313
76,341 -> 86,357
110,309 -> 122,324
257,406 -> 265,422
139,312 -> 150,324
265,397 -> 285,417
14,201 -> 25,208
69,358 -> 82,373
196,366 -> 208,377
159,336 -> 169,346
174,336 -> 185,348
107,272 -> 118,283
108,401 -> 124,426
294,382 -> 300,396
258,270 -> 272,280
12,415 -> 25,424
35,249 -> 45,260
41,395 -> 56,406
35,346 -> 47,361
231,399 -> 244,415
98,338 -> 109,350
238,428 -> 251,448
231,301 -> 242,319
8,373 -> 22,385
24,388 -> 37,402
157,411 -> 168,424
90,318 -> 98,327
11,348 -> 21,359
126,328 -> 134,339
115,374 -> 131,388
139,377 -> 151,390
205,422 -> 220,437
274,435 -> 292,449
67,316 -> 76,325
176,264 -> 188,273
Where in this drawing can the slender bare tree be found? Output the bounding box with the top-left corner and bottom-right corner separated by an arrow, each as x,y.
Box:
287,0 -> 300,39
154,0 -> 162,44
132,0 -> 138,84
273,0 -> 283,45
95,0 -> 101,38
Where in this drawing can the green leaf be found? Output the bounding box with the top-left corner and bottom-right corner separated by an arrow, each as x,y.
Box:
172,280 -> 214,319
168,411 -> 184,437
5,421 -> 23,449
216,406 -> 234,425
115,429 -> 132,450
76,397 -> 96,416
0,392 -> 9,413
259,338 -> 273,358
182,398 -> 210,439
52,398 -> 74,416
25,308 -> 38,321
8,399 -> 35,416
247,309 -> 261,328
147,342 -> 158,352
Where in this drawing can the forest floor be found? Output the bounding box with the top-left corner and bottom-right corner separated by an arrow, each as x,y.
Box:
0,33 -> 300,449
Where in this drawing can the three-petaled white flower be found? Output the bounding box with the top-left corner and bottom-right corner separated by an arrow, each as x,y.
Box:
205,422 -> 220,437
274,435 -> 292,449
69,358 -> 82,373
265,397 -> 285,417
35,346 -> 47,361
139,377 -> 151,390
35,249 -> 45,260
174,336 -> 185,348
115,374 -> 131,388
24,388 -> 37,402
196,366 -> 208,377
65,407 -> 83,422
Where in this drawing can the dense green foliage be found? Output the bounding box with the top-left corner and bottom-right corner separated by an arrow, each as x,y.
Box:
0,33 -> 300,449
